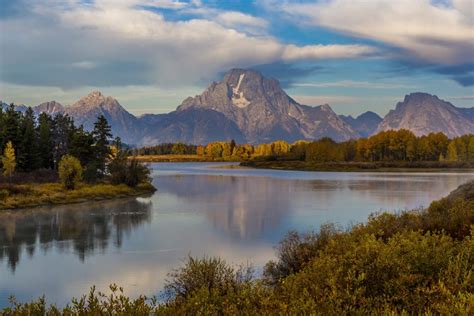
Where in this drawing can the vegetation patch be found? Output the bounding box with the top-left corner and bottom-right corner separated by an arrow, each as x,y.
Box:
0,182 -> 155,210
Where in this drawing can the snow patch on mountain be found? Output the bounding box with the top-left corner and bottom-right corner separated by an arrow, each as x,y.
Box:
231,73 -> 250,108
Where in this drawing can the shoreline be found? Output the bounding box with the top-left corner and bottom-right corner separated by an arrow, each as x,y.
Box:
0,182 -> 156,211
240,160 -> 474,173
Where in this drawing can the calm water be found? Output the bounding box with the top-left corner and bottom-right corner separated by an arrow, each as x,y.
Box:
1,162 -> 473,307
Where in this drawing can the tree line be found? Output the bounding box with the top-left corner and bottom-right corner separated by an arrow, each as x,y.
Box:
128,143 -> 197,156
159,130 -> 474,163
0,104 -> 150,188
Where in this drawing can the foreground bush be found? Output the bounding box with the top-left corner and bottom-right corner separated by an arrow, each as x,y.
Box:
3,181 -> 473,315
58,155 -> 83,190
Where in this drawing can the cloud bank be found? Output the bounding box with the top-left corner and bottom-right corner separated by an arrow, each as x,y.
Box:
0,0 -> 377,89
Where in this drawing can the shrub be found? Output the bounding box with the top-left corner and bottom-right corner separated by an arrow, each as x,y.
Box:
58,155 -> 83,190
264,224 -> 338,284
108,153 -> 151,187
164,256 -> 253,302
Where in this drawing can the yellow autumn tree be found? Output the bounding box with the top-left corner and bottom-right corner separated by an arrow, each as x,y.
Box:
58,155 -> 83,190
2,141 -> 16,183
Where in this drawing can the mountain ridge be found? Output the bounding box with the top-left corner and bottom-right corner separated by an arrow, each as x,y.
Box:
3,70 -> 474,145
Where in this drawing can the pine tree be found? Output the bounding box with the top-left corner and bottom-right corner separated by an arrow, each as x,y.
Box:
2,141 -> 16,184
3,104 -> 20,147
37,113 -> 54,169
18,107 -> 39,171
52,114 -> 74,169
92,115 -> 112,178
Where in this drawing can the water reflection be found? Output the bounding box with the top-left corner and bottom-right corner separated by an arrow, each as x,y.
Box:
0,198 -> 152,272
154,172 -> 469,239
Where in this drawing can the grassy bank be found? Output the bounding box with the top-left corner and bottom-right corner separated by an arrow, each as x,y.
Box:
0,182 -> 156,210
242,159 -> 474,172
3,180 -> 473,314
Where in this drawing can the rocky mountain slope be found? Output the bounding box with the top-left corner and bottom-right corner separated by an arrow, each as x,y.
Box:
177,69 -> 357,143
376,93 -> 474,138
340,111 -> 382,137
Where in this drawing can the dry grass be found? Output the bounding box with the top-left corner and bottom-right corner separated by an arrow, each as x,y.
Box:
0,182 -> 156,210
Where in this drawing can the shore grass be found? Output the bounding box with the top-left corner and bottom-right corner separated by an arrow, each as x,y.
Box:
0,182 -> 156,210
241,160 -> 474,172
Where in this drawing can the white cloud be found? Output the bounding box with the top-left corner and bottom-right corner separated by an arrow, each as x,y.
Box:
0,0 -> 377,89
294,80 -> 411,89
267,0 -> 474,65
214,11 -> 268,29
282,44 -> 376,61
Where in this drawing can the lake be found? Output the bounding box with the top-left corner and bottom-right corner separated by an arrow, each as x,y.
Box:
1,162 -> 473,307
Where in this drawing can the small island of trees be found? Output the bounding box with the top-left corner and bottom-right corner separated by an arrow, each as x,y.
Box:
0,104 -> 154,210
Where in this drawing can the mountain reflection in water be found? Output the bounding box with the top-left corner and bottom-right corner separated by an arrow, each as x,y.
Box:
0,198 -> 152,272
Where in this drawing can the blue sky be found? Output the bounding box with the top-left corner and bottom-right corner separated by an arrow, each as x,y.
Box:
0,0 -> 473,116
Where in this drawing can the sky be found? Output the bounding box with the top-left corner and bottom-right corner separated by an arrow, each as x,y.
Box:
0,0 -> 473,117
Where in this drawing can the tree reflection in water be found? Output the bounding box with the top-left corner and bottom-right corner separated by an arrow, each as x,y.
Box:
0,198 -> 152,272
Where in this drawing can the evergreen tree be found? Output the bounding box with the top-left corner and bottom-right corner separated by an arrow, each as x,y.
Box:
3,104 -> 21,148
92,115 -> 112,177
52,114 -> 74,169
18,108 -> 39,171
69,126 -> 95,167
37,113 -> 54,169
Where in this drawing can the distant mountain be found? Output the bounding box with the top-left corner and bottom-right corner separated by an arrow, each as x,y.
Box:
34,101 -> 65,116
177,69 -> 357,143
340,111 -> 382,137
5,71 -> 474,146
458,107 -> 474,123
32,92 -> 142,144
65,91 -> 142,144
376,93 -> 474,138
138,108 -> 246,145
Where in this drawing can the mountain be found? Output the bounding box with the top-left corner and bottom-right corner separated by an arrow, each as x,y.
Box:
458,107 -> 474,123
340,111 -> 382,137
65,91 -> 141,144
177,68 -> 357,143
376,93 -> 474,138
138,108 -> 245,145
32,92 -> 142,144
6,71 -> 474,146
34,101 -> 65,115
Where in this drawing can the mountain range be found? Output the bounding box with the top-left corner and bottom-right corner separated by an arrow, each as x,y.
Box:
2,69 -> 473,145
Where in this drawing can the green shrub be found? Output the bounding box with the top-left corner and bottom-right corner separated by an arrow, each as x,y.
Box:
58,155 -> 83,190
108,153 -> 151,187
164,256 -> 253,301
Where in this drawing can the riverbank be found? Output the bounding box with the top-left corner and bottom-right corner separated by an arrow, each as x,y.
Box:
0,182 -> 156,210
241,160 -> 474,172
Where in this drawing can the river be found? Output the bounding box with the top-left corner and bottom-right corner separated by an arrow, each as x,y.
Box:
0,162 -> 472,307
